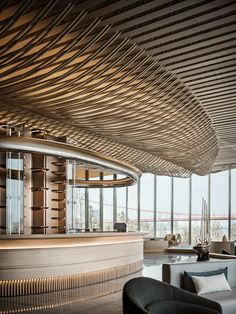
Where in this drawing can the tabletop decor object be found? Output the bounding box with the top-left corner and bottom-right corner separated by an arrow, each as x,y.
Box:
193,198 -> 210,261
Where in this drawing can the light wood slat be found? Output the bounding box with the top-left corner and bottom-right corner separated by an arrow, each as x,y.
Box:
206,103 -> 236,109
192,81 -> 236,93
101,0 -> 171,25
164,49 -> 236,70
109,0 -> 229,31
130,13 -> 236,44
180,66 -> 236,81
88,0 -> 139,17
170,54 -> 236,72
186,73 -> 236,86
198,91 -> 236,100
175,60 -> 236,78
122,0 -> 235,37
198,89 -> 236,99
153,37 -> 236,60
138,23 -> 236,52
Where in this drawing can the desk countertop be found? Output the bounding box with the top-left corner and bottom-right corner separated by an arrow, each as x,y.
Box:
0,232 -> 146,250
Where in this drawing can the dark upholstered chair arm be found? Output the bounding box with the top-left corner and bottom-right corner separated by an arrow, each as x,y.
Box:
123,277 -> 222,314
123,292 -> 149,314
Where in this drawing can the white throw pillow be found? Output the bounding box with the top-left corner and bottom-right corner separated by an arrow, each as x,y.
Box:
191,273 -> 231,295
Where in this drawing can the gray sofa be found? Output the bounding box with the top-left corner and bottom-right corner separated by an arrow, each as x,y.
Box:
163,259 -> 236,314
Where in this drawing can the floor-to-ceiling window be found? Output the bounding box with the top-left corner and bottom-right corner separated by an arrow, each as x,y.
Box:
103,173 -> 114,231
210,171 -> 229,240
88,170 -> 101,230
173,177 -> 190,244
6,152 -> 24,234
1,159 -> 235,241
88,188 -> 100,230
66,163 -> 86,232
127,184 -> 138,231
191,174 -> 208,244
116,186 -> 127,223
231,169 -> 236,239
156,176 -> 171,238
65,167 -> 235,243
140,173 -> 154,238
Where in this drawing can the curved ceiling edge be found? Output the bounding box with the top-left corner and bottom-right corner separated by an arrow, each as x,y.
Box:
0,103 -> 191,177
0,136 -> 141,188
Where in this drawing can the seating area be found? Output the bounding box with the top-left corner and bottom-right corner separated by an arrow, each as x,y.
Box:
123,277 -> 222,314
162,259 -> 236,314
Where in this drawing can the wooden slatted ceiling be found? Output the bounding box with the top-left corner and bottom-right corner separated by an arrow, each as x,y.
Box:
1,0 -> 234,175
90,0 -> 236,172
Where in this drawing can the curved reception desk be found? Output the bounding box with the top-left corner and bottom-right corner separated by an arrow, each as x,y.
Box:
0,232 -> 144,296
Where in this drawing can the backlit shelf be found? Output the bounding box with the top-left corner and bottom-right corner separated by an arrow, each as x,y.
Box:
30,168 -> 49,172
51,217 -> 65,220
31,206 -> 49,210
51,171 -> 65,175
31,187 -> 49,191
51,162 -> 65,166
52,190 -> 65,193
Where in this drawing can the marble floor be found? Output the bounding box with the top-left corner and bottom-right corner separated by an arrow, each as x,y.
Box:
0,253 -> 194,314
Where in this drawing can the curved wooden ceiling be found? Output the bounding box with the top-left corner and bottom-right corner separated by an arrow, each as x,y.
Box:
0,0 -> 235,176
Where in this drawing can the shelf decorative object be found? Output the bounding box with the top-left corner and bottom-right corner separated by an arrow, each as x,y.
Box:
193,198 -> 210,261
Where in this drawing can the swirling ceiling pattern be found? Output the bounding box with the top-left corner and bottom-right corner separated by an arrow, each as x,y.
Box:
0,0 -> 225,176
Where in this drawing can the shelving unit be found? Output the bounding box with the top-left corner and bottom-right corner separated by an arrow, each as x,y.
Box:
50,160 -> 66,233
0,124 -> 7,234
0,153 -> 6,234
0,127 -> 68,235
30,162 -> 49,234
29,130 -> 67,234
30,130 -> 49,234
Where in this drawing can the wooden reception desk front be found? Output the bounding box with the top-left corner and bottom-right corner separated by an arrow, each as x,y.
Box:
0,232 -> 144,296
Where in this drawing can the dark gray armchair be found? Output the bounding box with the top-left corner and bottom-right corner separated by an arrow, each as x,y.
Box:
123,277 -> 222,314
